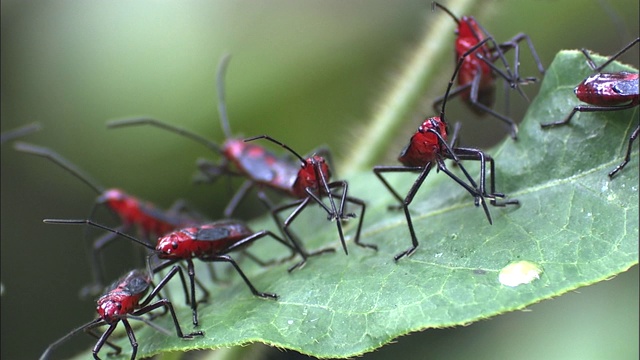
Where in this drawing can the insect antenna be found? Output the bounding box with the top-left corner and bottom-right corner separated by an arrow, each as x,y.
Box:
1,122 -> 42,144
244,135 -> 308,166
216,53 -> 234,139
431,2 -> 460,24
43,219 -> 156,251
440,38 -> 493,123
107,117 -> 221,154
13,142 -> 105,194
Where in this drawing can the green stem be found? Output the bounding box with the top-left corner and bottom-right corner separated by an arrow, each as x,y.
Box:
341,0 -> 476,175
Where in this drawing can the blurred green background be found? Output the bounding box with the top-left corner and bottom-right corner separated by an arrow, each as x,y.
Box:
1,1 -> 638,359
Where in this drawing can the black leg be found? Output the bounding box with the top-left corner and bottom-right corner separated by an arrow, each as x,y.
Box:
223,180 -> 254,218
133,297 -> 204,339
541,103 -> 638,128
92,323 -> 119,360
609,124 -> 639,178
373,164 -> 434,261
199,254 -> 278,299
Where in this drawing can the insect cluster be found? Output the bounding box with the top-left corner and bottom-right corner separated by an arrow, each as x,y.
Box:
2,3 -> 638,360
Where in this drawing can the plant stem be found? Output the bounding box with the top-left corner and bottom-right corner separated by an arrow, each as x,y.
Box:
341,0 -> 476,175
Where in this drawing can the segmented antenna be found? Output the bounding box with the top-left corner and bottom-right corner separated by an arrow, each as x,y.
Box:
107,117 -> 221,154
217,53 -> 234,139
43,219 -> 156,250
1,123 -> 42,144
13,142 -> 105,194
440,37 -> 492,123
244,135 -> 307,166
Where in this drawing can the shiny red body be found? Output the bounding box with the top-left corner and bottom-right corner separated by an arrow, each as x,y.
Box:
455,16 -> 495,104
96,270 -> 149,324
222,139 -> 333,199
291,156 -> 331,198
433,1 -> 545,140
98,188 -> 196,238
398,118 -> 448,166
155,220 -> 254,259
39,264 -> 202,360
12,142 -> 199,239
540,38 -> 639,178
373,30 -> 523,260
12,142 -> 208,299
575,72 -> 639,106
222,139 -> 299,194
43,217 -> 284,327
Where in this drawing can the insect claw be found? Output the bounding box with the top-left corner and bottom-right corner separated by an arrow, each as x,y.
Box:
394,246 -> 417,262
520,76 -> 539,84
491,198 -> 520,207
184,331 -> 205,339
341,212 -> 356,220
288,259 -> 307,272
259,292 -> 278,300
362,243 -> 378,251
475,195 -> 493,225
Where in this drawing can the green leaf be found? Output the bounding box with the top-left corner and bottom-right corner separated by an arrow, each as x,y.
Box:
71,51 -> 638,359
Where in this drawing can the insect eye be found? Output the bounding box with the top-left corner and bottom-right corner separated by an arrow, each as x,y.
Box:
172,241 -> 178,249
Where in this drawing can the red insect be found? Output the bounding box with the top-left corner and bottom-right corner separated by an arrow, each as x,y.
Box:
0,122 -> 41,144
242,134 -> 375,268
13,142 -> 206,295
373,38 -> 519,261
39,267 -> 203,360
541,37 -> 639,178
44,218 -> 294,326
106,54 -> 375,269
431,1 -> 545,139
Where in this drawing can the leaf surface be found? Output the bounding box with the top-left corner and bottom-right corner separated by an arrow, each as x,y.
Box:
71,51 -> 639,359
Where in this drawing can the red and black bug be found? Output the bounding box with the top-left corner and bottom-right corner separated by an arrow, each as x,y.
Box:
541,37 -> 639,178
242,134 -> 376,268
44,218 -> 293,326
0,122 -> 41,144
13,142 -> 206,295
106,54 -> 375,268
39,267 -> 203,360
373,38 -> 519,261
431,1 -> 545,139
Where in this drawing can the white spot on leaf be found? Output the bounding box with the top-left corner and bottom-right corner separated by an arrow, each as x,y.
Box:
499,261 -> 543,287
